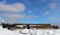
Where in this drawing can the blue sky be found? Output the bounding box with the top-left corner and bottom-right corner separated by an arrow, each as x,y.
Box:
0,0 -> 60,24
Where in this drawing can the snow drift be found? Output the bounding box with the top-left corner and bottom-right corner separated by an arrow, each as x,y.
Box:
0,26 -> 60,35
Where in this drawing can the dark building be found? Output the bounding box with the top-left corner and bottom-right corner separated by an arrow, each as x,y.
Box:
1,23 -> 59,30
29,24 -> 52,29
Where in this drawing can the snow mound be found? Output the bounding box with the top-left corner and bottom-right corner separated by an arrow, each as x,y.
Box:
0,26 -> 20,35
0,26 -> 60,35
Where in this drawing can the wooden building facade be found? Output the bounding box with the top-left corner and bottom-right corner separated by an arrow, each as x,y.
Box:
1,23 -> 59,30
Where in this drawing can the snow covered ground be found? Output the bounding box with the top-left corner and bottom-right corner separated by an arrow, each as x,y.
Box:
0,26 -> 60,35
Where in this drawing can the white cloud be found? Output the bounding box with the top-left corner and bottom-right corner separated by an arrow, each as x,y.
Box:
32,16 -> 38,18
43,11 -> 49,16
46,2 -> 57,9
41,0 -> 45,2
0,17 -> 5,23
34,9 -> 38,11
47,17 -> 57,20
0,13 -> 38,23
25,15 -> 38,19
28,10 -> 32,13
0,2 -> 25,12
0,0 -> 39,23
43,1 -> 57,10
0,0 -> 26,23
0,0 -> 7,4
0,13 -> 25,23
38,0 -> 45,3
50,3 -> 56,9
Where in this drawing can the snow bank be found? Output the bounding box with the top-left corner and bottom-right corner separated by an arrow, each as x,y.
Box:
0,26 -> 20,35
0,26 -> 60,35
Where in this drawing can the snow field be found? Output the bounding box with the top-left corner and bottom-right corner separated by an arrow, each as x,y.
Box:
0,26 -> 60,35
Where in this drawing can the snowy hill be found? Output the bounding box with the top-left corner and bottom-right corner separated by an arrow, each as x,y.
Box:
0,25 -> 60,35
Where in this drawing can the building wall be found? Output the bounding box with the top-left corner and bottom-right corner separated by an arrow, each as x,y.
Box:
1,23 -> 59,30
